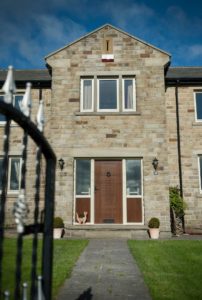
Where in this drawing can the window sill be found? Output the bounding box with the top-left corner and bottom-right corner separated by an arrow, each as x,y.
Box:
75,111 -> 141,116
192,121 -> 202,126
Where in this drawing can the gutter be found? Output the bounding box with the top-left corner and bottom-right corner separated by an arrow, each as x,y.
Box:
175,81 -> 185,232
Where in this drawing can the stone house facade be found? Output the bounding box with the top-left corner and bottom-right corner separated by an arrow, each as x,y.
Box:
1,24 -> 202,237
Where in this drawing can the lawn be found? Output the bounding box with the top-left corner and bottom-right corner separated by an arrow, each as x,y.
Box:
128,240 -> 202,300
2,238 -> 88,298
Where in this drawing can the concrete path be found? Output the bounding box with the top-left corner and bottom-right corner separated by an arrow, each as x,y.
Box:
57,239 -> 152,300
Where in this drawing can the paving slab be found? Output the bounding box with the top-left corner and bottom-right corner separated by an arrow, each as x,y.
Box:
57,239 -> 152,300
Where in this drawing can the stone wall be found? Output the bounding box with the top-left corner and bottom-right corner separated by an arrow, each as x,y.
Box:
46,25 -> 171,231
166,85 -> 202,231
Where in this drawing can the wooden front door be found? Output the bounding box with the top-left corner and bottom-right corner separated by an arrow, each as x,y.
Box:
94,160 -> 122,224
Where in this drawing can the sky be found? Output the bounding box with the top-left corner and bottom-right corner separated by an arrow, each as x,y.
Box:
0,0 -> 202,69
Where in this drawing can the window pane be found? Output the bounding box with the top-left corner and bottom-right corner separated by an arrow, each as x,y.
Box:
76,160 -> 91,195
83,80 -> 92,110
124,80 -> 133,109
0,96 -> 6,122
99,80 -> 117,109
14,95 -> 23,111
0,159 -> 3,190
126,160 -> 141,195
10,158 -> 20,190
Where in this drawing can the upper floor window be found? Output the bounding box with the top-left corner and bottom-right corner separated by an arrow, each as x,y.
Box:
80,76 -> 136,113
122,78 -> 136,111
81,79 -> 94,112
0,94 -> 23,123
97,78 -> 118,111
195,92 -> 202,121
0,157 -> 21,192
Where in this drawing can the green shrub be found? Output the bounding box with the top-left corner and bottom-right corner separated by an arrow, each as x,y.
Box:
169,186 -> 187,217
53,217 -> 64,228
148,217 -> 160,228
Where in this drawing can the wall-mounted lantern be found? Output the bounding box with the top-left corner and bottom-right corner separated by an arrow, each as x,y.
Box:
152,157 -> 159,175
58,158 -> 65,170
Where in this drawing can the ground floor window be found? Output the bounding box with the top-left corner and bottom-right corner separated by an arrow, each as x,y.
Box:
199,156 -> 202,192
74,158 -> 143,224
0,157 -> 21,192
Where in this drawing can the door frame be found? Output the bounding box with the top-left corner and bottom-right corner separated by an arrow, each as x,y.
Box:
73,158 -> 144,225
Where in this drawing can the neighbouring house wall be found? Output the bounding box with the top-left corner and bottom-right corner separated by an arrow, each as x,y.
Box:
166,85 -> 202,231
0,88 -> 52,226
46,25 -> 171,232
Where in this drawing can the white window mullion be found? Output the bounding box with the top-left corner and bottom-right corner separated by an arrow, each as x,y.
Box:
91,159 -> 95,224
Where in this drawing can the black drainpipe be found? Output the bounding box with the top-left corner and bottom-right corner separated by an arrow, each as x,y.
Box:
175,80 -> 185,232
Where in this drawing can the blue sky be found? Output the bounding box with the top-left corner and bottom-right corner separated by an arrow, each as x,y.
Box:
0,0 -> 202,69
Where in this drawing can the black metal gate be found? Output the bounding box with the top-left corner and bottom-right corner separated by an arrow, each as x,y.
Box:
0,67 -> 56,299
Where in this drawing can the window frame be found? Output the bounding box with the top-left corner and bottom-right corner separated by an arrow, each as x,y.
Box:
122,78 -> 136,112
194,92 -> 202,122
0,156 -> 22,193
80,78 -> 94,112
0,93 -> 24,125
97,78 -> 119,112
198,156 -> 202,193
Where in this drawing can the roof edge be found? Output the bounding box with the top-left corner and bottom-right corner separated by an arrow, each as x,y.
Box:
45,23 -> 171,60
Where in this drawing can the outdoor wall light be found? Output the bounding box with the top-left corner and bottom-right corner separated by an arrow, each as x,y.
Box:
152,157 -> 159,175
58,158 -> 65,170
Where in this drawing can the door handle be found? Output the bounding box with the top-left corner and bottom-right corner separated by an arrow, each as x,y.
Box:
95,186 -> 99,192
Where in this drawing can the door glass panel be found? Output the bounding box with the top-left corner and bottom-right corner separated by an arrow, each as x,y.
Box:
99,79 -> 117,109
76,159 -> 91,195
126,159 -> 141,195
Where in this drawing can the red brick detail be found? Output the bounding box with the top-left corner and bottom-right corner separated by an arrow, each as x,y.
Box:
140,53 -> 150,58
187,109 -> 194,112
69,98 -> 79,102
102,59 -> 114,62
106,134 -> 117,138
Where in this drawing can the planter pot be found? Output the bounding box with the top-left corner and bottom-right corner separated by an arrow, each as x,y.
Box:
149,228 -> 160,239
53,228 -> 64,239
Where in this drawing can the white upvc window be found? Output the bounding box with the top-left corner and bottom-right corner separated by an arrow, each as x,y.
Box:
198,156 -> 202,193
122,78 -> 136,111
80,79 -> 94,112
0,94 -> 23,123
0,157 -> 22,192
97,78 -> 119,112
194,92 -> 202,121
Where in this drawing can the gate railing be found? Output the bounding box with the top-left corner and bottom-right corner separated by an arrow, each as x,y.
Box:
0,67 -> 56,299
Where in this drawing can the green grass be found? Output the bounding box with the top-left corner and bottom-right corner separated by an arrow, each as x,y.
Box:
2,238 -> 88,298
128,240 -> 202,300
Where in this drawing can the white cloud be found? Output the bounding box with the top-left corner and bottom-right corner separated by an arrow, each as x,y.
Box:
187,45 -> 202,58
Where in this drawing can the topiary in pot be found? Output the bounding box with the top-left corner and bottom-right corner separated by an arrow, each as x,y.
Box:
53,217 -> 64,228
148,217 -> 160,239
53,217 -> 64,239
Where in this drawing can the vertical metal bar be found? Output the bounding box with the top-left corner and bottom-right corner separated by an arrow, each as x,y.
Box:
42,158 -> 55,300
30,147 -> 42,300
0,117 -> 11,295
14,130 -> 28,299
14,233 -> 23,299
